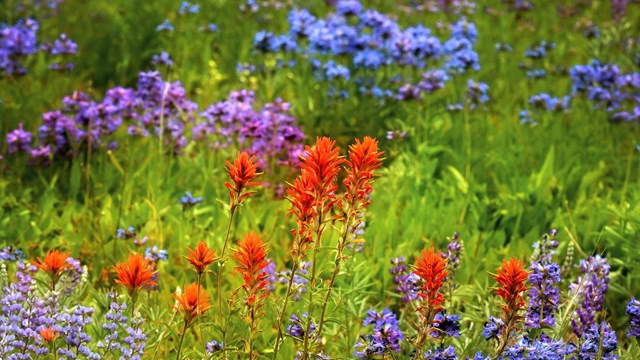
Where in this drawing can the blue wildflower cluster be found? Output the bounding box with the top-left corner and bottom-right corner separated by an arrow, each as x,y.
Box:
389,256 -> 420,303
5,73 -> 305,172
627,297 -> 640,338
521,60 -> 639,124
265,260 -> 310,301
353,308 -> 404,358
570,255 -> 611,337
248,1 -> 480,100
525,231 -> 561,328
0,18 -> 76,76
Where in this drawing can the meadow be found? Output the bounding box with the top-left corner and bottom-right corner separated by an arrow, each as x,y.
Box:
1,0 -> 640,359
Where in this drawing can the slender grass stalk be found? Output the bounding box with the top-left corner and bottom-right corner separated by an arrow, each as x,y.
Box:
175,318 -> 189,360
301,212 -> 325,359
315,218 -> 353,338
217,206 -> 236,323
272,259 -> 300,359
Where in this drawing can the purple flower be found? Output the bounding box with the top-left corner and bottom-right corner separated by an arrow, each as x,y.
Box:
570,255 -> 610,337
431,312 -> 461,338
525,261 -> 560,328
6,124 -> 32,154
627,297 -> 640,338
390,257 -> 419,303
156,19 -> 174,32
354,308 -> 403,358
286,313 -> 315,339
206,339 -> 224,354
179,191 -> 203,209
424,345 -> 457,359
578,322 -> 618,359
151,51 -> 173,67
482,316 -> 504,340
47,33 -> 77,55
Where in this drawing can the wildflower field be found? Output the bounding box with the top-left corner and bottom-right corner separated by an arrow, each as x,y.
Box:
2,0 -> 640,359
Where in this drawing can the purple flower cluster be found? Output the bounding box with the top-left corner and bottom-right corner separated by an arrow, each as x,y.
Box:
448,79 -> 489,110
627,297 -> 640,338
431,312 -> 461,338
353,308 -> 404,358
482,316 -> 504,340
206,339 -> 224,354
504,334 -> 574,360
424,345 -> 457,359
179,191 -> 203,209
117,226 -> 148,247
286,313 -> 315,339
1,18 -> 76,76
525,261 -> 560,328
570,255 -> 610,337
5,72 -> 305,172
194,90 -> 304,169
249,2 -> 480,100
265,260 -> 310,301
97,293 -> 148,359
521,60 -> 639,124
389,256 -> 420,303
0,247 -> 25,262
578,322 -> 618,360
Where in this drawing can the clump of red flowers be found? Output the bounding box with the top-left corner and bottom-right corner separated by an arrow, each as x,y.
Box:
286,137 -> 343,257
174,283 -> 212,324
184,242 -> 217,275
32,250 -> 71,288
492,258 -> 529,315
112,253 -> 159,296
232,232 -> 270,308
224,151 -> 261,210
39,327 -> 59,343
342,136 -> 384,212
413,247 -> 449,313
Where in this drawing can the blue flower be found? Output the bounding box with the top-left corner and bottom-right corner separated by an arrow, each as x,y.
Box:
179,191 -> 203,209
156,19 -> 174,32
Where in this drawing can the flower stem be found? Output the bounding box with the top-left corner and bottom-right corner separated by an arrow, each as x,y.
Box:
301,213 -> 325,359
175,319 -> 189,360
272,260 -> 300,359
316,218 -> 352,338
217,206 -> 236,323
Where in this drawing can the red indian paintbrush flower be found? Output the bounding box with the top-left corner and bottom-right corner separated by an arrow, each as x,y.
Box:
32,250 -> 71,279
184,242 -> 216,275
491,258 -> 529,315
173,283 -> 212,324
413,247 -> 448,311
300,137 -> 344,213
232,232 -> 270,308
112,253 -> 158,296
39,327 -> 59,342
224,151 -> 261,209
343,136 -> 384,212
286,172 -> 317,256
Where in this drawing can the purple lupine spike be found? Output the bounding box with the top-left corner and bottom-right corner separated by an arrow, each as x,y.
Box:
570,255 -> 610,337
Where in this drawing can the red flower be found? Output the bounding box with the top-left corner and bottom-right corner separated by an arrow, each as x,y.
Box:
286,172 -> 317,256
224,151 -> 261,209
184,242 -> 216,275
232,233 -> 270,308
491,258 -> 529,315
413,247 -> 448,311
173,283 -> 211,324
31,250 -> 71,279
39,327 -> 59,342
343,136 -> 384,211
300,137 -> 344,213
112,253 -> 158,295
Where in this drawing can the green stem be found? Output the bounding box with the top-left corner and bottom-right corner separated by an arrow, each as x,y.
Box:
316,217 -> 353,339
217,206 -> 236,324
175,319 -> 189,360
301,212 -> 325,359
272,260 -> 300,359
196,273 -> 206,351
